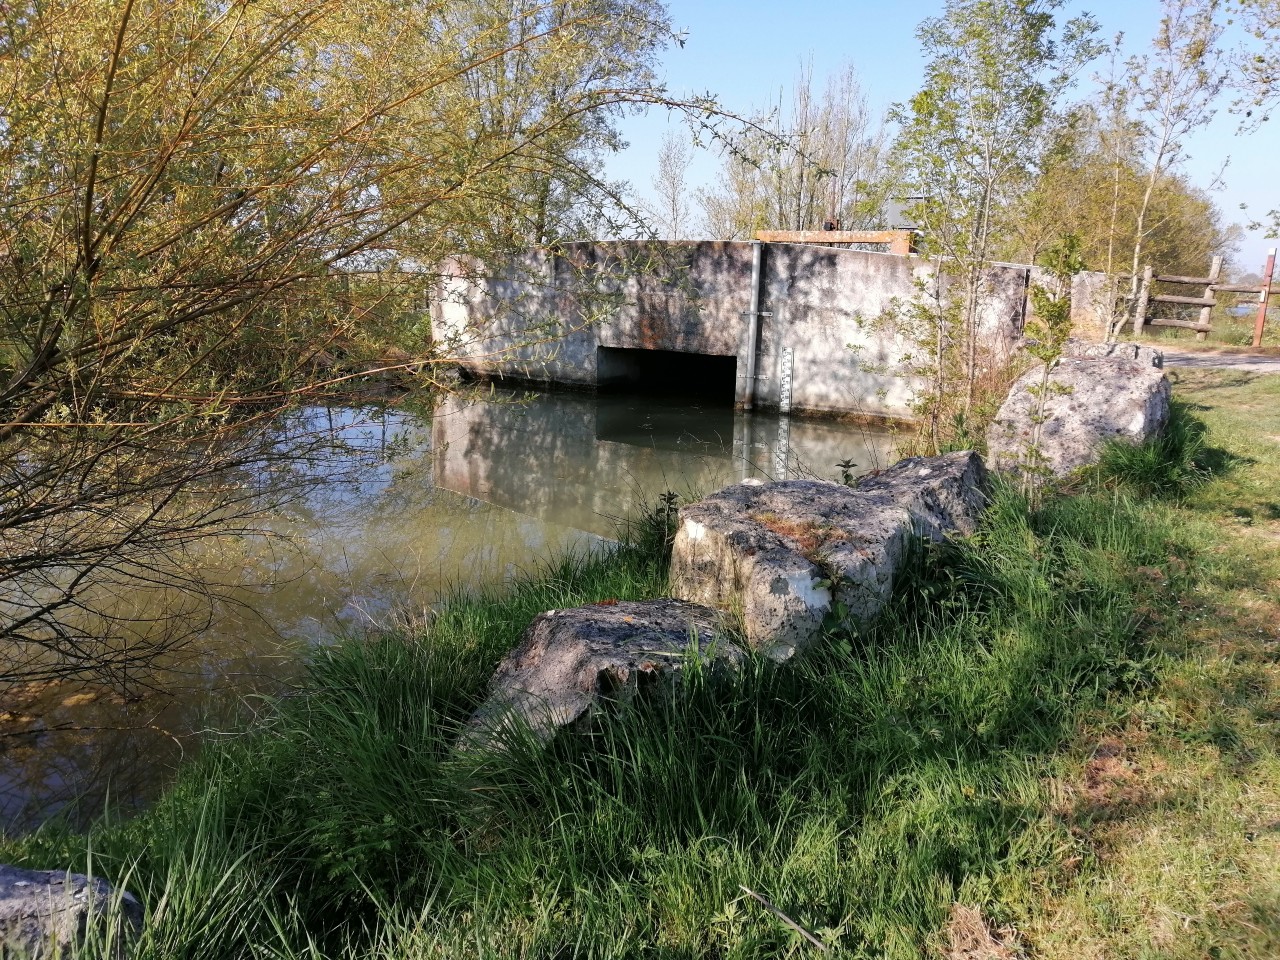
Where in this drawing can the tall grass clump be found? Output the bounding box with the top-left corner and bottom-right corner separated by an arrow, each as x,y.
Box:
1,483 -> 1206,958
1092,399 -> 1217,498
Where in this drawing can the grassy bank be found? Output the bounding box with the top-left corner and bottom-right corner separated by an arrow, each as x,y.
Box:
3,372 -> 1279,958
1139,301 -> 1279,351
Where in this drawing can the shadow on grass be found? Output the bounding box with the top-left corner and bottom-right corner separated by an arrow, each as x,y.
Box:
3,479 -> 1273,957
1091,399 -> 1251,499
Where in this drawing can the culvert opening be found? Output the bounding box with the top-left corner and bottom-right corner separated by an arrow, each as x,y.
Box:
596,346 -> 736,402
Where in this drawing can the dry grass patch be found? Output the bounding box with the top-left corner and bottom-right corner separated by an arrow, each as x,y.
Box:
748,510 -> 838,557
945,904 -> 1024,959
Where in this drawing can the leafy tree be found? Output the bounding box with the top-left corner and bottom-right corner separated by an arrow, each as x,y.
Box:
1004,104 -> 1240,279
0,0 -> 697,684
1111,0 -> 1228,335
1230,0 -> 1280,123
1228,0 -> 1280,237
1019,234 -> 1085,501
890,0 -> 1099,439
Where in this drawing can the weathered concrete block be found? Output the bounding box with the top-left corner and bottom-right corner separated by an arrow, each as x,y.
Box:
0,864 -> 142,958
670,452 -> 988,659
986,351 -> 1171,479
1060,337 -> 1163,367
462,599 -> 741,747
438,241 -> 1035,419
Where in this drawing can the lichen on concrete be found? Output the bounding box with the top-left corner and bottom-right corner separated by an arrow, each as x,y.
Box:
670,451 -> 989,659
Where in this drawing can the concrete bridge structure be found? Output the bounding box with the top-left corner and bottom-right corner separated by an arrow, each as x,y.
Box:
434,241 -> 1043,421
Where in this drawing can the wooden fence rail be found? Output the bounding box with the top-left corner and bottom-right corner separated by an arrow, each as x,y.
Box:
1132,249 -> 1276,346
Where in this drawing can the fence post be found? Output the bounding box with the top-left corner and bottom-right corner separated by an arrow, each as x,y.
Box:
1198,255 -> 1223,342
1132,265 -> 1152,338
1253,248 -> 1276,350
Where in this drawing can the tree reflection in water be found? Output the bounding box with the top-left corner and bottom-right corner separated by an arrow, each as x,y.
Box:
1,388 -> 893,832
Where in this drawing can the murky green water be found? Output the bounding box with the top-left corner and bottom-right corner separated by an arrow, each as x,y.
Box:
1,387 -> 894,832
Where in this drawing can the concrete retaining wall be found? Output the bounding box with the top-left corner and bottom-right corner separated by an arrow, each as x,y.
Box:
435,242 -> 1035,421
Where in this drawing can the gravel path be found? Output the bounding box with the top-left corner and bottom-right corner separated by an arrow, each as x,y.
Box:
1159,349 -> 1280,374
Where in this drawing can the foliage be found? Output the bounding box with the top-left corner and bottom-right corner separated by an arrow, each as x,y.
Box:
1093,398 -> 1217,497
1026,234 -> 1087,362
698,62 -> 893,240
890,0 -> 1099,430
1002,104 -> 1241,280
2,480 -> 1215,958
10,380 -> 1280,958
1010,234 -> 1085,501
7,346 -> 1280,960
1230,0 -> 1280,236
1230,0 -> 1280,124
1107,0 -> 1228,337
863,274 -> 1019,457
0,0 -> 704,684
643,130 -> 695,240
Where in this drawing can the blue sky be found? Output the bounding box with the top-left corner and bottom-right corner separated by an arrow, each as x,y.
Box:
608,0 -> 1278,274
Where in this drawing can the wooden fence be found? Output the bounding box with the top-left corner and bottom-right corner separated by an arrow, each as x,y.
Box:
1132,248 -> 1277,346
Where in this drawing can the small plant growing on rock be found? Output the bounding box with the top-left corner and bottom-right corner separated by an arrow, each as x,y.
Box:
836,458 -> 859,487
1020,233 -> 1085,503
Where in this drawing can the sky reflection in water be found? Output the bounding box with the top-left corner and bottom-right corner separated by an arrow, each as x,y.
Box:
1,387 -> 894,832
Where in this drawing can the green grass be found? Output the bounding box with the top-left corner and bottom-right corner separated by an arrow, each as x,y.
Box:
1138,303 -> 1280,351
4,374 -> 1280,958
1090,398 -> 1221,499
1022,368 -> 1280,958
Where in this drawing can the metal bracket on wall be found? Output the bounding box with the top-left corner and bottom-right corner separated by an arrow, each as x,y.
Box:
739,310 -> 775,404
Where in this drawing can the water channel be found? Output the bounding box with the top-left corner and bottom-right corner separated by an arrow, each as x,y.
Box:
1,386 -> 896,833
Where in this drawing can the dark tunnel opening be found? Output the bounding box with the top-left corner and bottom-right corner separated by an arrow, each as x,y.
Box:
595,346 -> 737,403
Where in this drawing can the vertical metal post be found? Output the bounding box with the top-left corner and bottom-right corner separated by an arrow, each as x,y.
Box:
742,241 -> 765,411
1253,248 -> 1276,350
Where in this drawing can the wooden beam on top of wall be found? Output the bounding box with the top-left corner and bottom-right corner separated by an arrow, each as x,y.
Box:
754,230 -> 915,256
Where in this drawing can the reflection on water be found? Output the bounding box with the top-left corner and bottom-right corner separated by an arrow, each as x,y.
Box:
435,390 -> 895,536
1,387 -> 894,832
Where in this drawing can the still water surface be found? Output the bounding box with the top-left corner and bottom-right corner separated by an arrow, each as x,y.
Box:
1,387 -> 894,832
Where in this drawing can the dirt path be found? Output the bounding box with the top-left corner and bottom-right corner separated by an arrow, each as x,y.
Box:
1159,348 -> 1280,373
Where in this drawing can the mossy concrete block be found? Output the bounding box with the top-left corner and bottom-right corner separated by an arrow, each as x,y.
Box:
0,864 -> 142,958
670,452 -> 988,659
987,350 -> 1170,479
462,599 -> 741,748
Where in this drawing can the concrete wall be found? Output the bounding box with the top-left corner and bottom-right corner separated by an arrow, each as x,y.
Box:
435,241 -> 1035,421
1069,271 -> 1120,335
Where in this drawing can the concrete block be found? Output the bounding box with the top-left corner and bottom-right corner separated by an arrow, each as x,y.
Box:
0,864 -> 142,958
462,599 -> 741,748
987,352 -> 1171,479
670,452 -> 988,659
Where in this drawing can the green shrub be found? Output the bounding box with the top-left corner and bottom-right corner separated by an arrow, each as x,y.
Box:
1093,399 -> 1216,498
